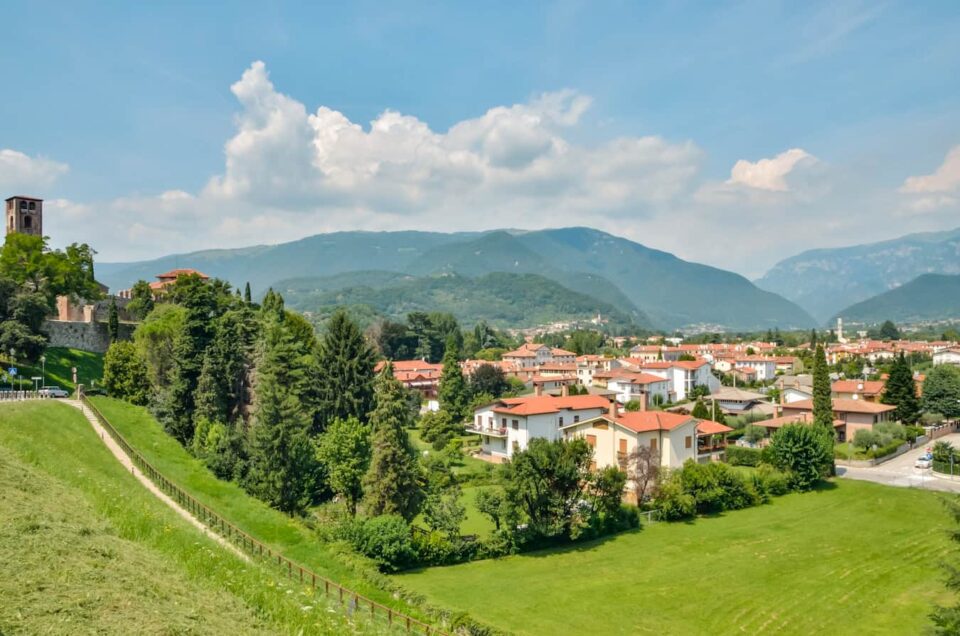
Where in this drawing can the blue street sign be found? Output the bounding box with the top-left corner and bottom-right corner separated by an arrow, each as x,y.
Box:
8,367 -> 16,376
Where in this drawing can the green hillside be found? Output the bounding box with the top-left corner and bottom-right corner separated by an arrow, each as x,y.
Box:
0,401 -> 367,635
279,271 -> 647,328
833,273 -> 960,324
98,227 -> 815,330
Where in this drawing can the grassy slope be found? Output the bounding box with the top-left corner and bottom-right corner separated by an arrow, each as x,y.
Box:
0,401 -> 369,635
89,396 -> 431,622
397,482 -> 955,635
0,347 -> 103,392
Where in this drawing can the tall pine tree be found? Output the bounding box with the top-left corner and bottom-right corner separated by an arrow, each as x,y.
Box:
246,315 -> 318,515
438,337 -> 468,422
107,297 -> 120,342
315,309 -> 376,433
882,352 -> 921,424
363,364 -> 423,520
812,344 -> 833,430
244,282 -> 252,304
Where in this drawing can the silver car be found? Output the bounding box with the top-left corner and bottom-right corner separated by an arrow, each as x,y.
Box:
40,386 -> 69,398
915,454 -> 933,469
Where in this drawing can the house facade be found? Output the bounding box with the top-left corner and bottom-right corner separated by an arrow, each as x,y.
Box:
605,372 -> 671,406
468,394 -> 610,462
637,359 -> 720,402
934,348 -> 960,367
781,398 -> 896,441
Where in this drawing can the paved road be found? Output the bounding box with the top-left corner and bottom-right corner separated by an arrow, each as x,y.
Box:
837,433 -> 960,493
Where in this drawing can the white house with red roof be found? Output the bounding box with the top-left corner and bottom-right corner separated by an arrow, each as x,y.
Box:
374,360 -> 444,398
605,372 -> 671,406
934,347 -> 960,367
733,356 -> 777,381
502,343 -> 577,369
636,359 -> 720,402
468,393 -> 610,462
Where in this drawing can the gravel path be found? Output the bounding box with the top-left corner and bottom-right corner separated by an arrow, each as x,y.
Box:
64,399 -> 248,561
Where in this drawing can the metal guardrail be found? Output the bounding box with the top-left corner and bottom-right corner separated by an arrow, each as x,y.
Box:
79,394 -> 445,635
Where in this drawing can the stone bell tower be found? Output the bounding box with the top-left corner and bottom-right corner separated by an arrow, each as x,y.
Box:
5,195 -> 43,237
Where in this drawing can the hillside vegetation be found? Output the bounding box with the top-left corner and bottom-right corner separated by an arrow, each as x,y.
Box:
98,227 -> 815,330
0,401 -> 371,635
278,271 -> 646,329
833,273 -> 960,324
757,226 -> 960,323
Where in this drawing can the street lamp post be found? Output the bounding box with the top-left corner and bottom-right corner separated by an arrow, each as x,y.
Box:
40,355 -> 46,388
8,348 -> 14,393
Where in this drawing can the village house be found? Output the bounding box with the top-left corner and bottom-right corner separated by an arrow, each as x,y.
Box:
375,360 -> 444,399
575,355 -> 621,386
934,347 -> 960,367
781,398 -> 896,442
560,402 -> 733,478
605,372 -> 671,407
751,411 -> 845,444
468,392 -> 610,462
775,374 -> 813,403
831,379 -> 885,402
502,343 -> 577,369
733,356 -> 777,381
635,359 -> 720,402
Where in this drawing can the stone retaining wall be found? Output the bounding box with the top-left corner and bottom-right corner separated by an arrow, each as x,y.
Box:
44,320 -> 136,353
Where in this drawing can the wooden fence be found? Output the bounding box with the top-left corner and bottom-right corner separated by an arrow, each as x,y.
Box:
79,393 -> 445,635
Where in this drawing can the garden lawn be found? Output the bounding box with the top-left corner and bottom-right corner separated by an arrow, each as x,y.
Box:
397,480 -> 955,635
88,396 -> 433,624
0,401 -> 369,635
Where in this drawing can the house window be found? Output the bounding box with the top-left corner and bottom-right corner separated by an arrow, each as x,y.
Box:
574,415 -> 580,423
28,201 -> 35,210
586,434 -> 597,448
619,439 -> 627,454
512,419 -> 519,430
650,438 -> 657,451
559,416 -> 564,426
501,418 -> 507,427
685,436 -> 692,449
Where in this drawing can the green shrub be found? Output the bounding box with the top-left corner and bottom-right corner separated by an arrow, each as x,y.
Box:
342,515 -> 416,572
726,445 -> 762,467
756,463 -> 790,496
865,439 -> 906,459
656,478 -> 696,521
411,530 -> 479,567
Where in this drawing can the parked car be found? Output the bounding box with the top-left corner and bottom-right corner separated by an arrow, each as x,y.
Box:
915,454 -> 933,469
40,386 -> 69,398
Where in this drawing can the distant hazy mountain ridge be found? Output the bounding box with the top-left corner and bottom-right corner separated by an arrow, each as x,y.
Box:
756,227 -> 960,324
98,227 -> 816,330
832,273 -> 960,325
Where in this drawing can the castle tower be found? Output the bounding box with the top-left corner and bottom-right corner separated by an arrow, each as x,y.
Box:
5,195 -> 43,237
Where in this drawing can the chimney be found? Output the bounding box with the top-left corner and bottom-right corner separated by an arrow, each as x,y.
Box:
561,383 -> 569,397
639,391 -> 648,412
609,398 -> 619,419
534,383 -> 543,397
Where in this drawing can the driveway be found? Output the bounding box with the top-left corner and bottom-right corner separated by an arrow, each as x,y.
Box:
836,433 -> 960,494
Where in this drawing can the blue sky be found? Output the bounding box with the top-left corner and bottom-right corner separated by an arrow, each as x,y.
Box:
2,1 -> 959,275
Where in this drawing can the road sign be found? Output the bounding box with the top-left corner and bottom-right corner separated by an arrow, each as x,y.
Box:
8,367 -> 16,376
31,376 -> 42,381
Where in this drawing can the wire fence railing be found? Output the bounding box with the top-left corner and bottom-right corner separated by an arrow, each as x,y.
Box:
78,392 -> 445,635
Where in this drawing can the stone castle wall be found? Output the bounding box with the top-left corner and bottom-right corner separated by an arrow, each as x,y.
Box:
44,320 -> 136,353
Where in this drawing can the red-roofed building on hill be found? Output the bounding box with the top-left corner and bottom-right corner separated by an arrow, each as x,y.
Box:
375,360 -> 444,398
469,394 -> 610,462
502,343 -> 576,369
117,268 -> 211,299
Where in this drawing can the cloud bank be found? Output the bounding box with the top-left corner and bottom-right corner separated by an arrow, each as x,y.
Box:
5,61 -> 959,278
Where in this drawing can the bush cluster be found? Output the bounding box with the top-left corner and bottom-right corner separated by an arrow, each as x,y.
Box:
726,445 -> 763,467
657,460 -> 791,521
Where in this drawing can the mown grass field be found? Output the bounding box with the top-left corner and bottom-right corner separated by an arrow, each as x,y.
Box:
0,400 -> 373,635
397,480 -> 957,635
88,396 -> 433,624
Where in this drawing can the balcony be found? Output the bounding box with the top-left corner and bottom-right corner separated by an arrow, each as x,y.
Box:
466,424 -> 509,437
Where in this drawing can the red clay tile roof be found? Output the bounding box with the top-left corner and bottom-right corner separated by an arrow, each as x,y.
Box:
610,411 -> 695,433
696,419 -> 734,435
831,380 -> 885,396
491,395 -> 611,416
784,398 -> 896,415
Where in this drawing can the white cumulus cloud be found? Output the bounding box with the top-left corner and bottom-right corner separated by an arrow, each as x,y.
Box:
900,145 -> 960,194
0,149 -> 69,193
726,148 -> 818,192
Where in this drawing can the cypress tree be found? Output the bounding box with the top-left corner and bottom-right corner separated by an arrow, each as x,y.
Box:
438,337 -> 468,421
315,309 -> 376,433
812,344 -> 834,431
108,297 -> 120,341
362,364 -> 423,520
882,352 -> 921,424
691,399 -> 710,420
244,282 -> 252,304
246,316 -> 317,515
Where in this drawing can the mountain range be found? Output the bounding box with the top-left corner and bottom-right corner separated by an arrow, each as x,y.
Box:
830,274 -> 960,325
756,227 -> 960,324
97,227 -> 817,331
